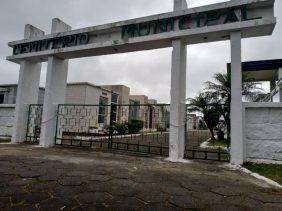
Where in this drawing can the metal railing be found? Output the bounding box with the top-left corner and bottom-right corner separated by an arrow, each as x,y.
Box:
55,104 -> 170,156
25,103 -> 230,162
26,104 -> 43,142
185,103 -> 230,162
185,146 -> 229,162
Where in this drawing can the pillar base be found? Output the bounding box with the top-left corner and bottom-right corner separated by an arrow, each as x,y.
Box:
0,142 -> 14,145
165,157 -> 191,163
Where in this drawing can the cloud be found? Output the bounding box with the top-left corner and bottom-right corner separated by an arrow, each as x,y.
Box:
0,0 -> 281,103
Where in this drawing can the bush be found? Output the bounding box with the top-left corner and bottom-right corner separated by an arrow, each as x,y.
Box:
156,123 -> 166,132
198,120 -> 207,130
114,123 -> 127,135
104,125 -> 114,135
217,129 -> 225,140
127,120 -> 144,134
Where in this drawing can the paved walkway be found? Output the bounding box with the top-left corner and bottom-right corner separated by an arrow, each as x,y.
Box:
0,144 -> 281,210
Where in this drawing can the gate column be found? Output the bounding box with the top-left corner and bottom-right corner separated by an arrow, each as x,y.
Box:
230,31 -> 244,165
12,25 -> 44,143
168,0 -> 187,161
40,18 -> 71,147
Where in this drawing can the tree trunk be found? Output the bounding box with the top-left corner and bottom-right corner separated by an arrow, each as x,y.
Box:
209,128 -> 216,140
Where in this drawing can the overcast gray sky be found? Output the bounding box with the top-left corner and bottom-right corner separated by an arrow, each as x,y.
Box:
0,0 -> 281,103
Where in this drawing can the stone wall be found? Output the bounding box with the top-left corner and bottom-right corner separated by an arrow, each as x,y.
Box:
0,104 -> 15,139
244,103 -> 282,164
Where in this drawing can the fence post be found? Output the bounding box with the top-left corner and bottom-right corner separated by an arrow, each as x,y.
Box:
184,105 -> 187,150
108,104 -> 114,149
25,105 -> 31,142
54,104 -> 60,145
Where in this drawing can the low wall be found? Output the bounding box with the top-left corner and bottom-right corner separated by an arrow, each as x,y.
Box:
0,104 -> 15,139
1,103 -> 282,164
244,103 -> 282,164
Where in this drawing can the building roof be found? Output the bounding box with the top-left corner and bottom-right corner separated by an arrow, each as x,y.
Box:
130,95 -> 148,98
0,82 -> 115,93
0,84 -> 45,90
227,59 -> 282,81
101,84 -> 130,89
0,84 -> 17,87
67,82 -> 113,93
241,59 -> 282,71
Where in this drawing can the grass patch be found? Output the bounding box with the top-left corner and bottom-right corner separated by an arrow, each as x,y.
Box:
0,138 -> 11,143
244,163 -> 282,185
208,139 -> 229,148
12,200 -> 26,207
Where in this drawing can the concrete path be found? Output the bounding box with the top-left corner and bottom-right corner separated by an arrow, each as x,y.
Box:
0,144 -> 281,210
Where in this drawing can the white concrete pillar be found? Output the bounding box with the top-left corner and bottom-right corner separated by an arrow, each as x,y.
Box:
230,31 -> 244,165
168,0 -> 187,161
39,19 -> 71,147
174,0 -> 187,11
12,25 -> 44,143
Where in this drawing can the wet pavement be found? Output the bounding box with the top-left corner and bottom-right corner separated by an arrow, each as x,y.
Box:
0,144 -> 281,210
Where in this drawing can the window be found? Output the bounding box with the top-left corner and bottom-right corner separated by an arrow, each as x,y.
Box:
129,100 -> 140,120
98,96 -> 108,124
110,93 -> 118,124
0,94 -> 4,104
111,93 -> 118,104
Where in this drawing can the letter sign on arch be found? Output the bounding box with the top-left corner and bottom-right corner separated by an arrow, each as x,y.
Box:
7,0 -> 276,63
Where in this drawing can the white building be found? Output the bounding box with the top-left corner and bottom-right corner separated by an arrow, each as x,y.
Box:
0,84 -> 45,104
228,59 -> 282,102
0,82 -> 165,138
0,82 -> 117,105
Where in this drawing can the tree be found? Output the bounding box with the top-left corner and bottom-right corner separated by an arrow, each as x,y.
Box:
187,92 -> 221,140
205,72 -> 264,139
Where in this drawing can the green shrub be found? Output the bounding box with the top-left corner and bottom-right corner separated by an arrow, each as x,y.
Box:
114,123 -> 127,135
198,120 -> 208,130
127,120 -> 144,134
105,125 -> 114,134
217,129 -> 225,140
156,123 -> 166,132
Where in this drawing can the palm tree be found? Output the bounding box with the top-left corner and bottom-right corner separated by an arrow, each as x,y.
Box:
205,72 -> 264,139
187,92 -> 221,140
